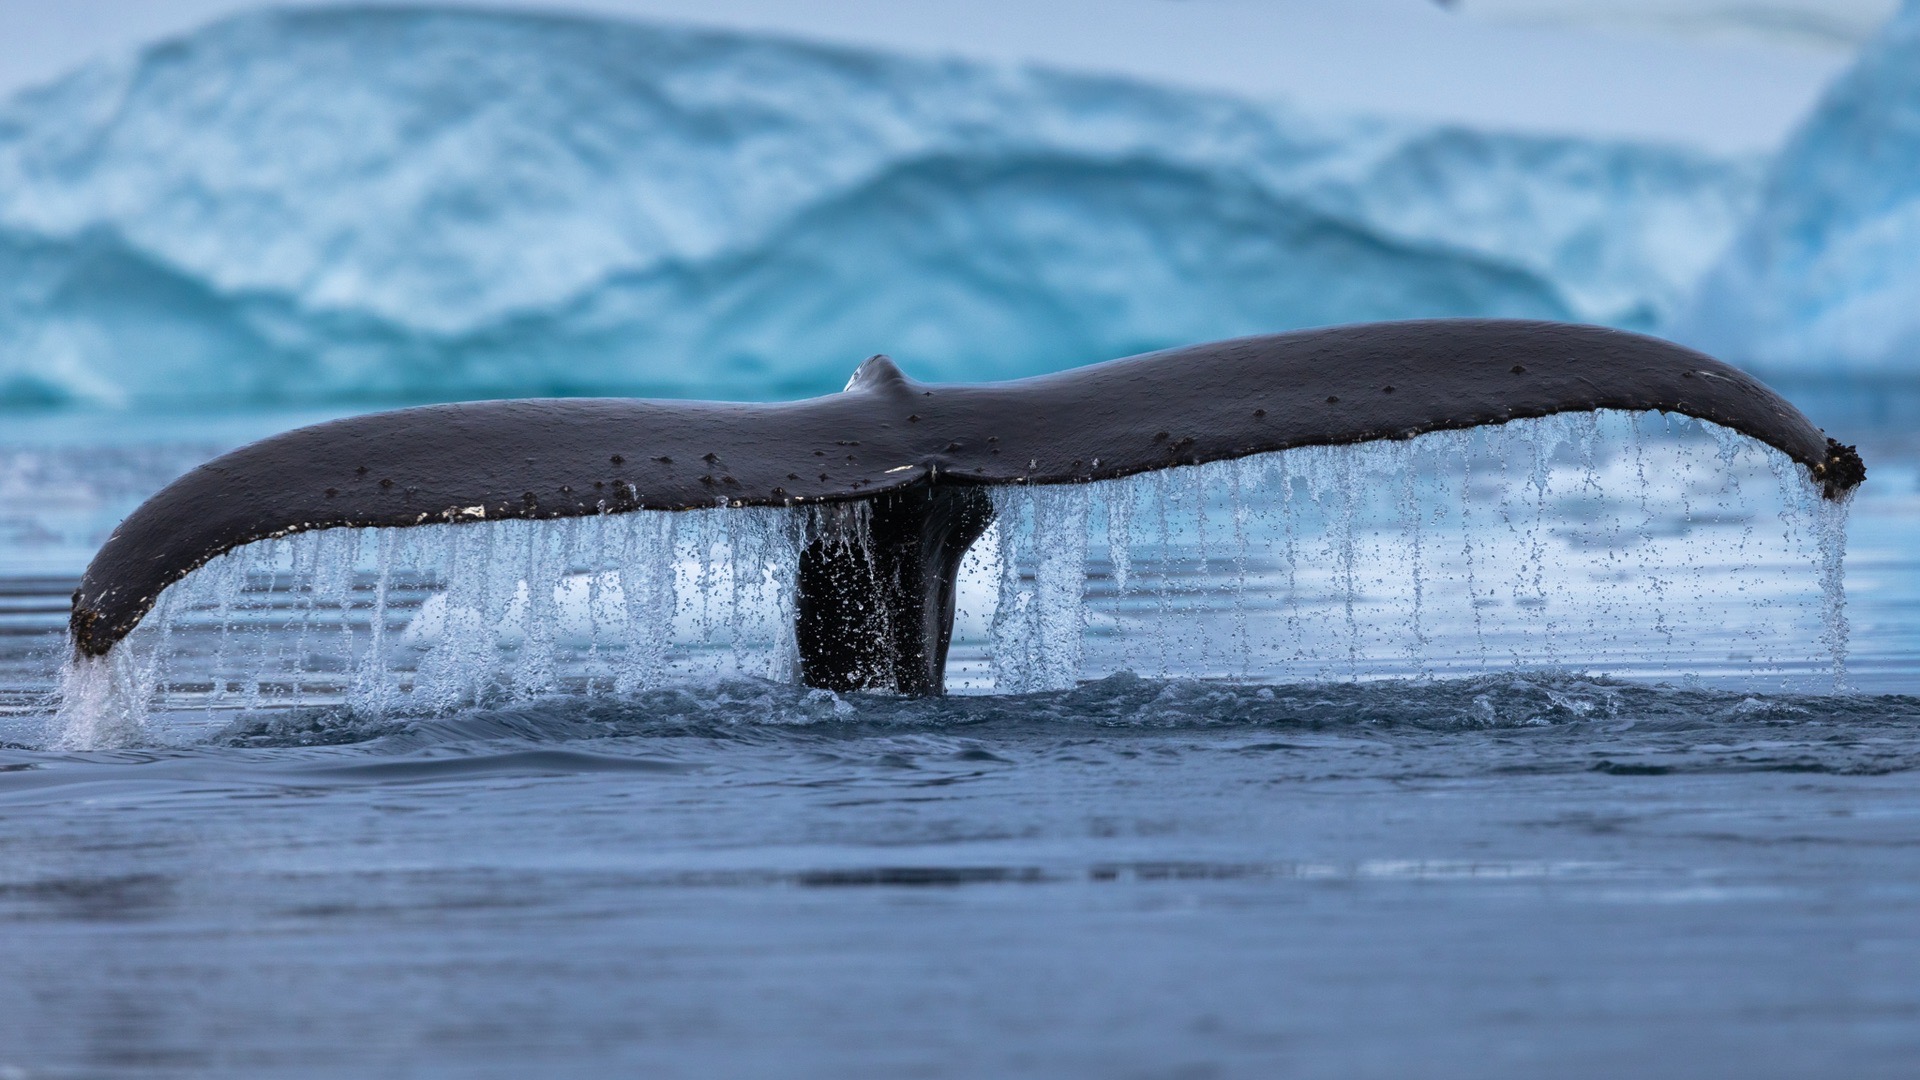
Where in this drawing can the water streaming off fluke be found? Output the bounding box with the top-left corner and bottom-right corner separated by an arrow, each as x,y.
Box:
51,412 -> 1851,748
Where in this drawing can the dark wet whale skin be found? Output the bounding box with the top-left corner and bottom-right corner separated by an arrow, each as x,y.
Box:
70,319 -> 1863,662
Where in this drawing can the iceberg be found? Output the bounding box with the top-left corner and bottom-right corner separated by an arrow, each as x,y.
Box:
0,7 -> 1760,408
1676,0 -> 1920,374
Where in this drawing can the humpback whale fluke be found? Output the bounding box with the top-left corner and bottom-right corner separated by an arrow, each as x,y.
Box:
68,319 -> 1863,693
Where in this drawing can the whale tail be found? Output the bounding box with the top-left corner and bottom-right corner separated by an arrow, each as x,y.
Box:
69,319 -> 1863,694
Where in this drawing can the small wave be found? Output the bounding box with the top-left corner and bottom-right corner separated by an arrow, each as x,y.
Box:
203,670 -> 1920,748
4,672 -> 1914,795
298,748 -> 692,783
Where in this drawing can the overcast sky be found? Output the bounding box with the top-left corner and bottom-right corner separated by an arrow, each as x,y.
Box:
0,0 -> 1891,152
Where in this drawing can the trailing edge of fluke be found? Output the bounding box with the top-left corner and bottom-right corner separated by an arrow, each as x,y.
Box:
69,320 -> 1865,694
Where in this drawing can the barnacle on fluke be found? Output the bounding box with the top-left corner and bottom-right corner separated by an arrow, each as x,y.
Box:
69,320 -> 1862,694
1814,439 -> 1867,499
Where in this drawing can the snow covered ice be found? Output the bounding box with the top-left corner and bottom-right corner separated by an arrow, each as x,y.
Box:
1677,0 -> 1920,374
0,7 -> 1758,408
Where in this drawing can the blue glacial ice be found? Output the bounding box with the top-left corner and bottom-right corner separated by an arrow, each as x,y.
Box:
1676,0 -> 1920,375
0,7 -> 1761,408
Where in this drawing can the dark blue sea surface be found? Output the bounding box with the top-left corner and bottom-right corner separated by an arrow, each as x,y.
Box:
0,406 -> 1917,1078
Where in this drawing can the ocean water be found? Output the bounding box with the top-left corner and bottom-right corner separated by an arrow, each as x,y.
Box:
1,399 -> 1918,1077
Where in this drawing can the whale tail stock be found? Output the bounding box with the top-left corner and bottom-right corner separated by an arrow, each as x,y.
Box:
68,319 -> 1863,695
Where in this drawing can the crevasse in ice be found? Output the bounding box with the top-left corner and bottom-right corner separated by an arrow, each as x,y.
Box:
0,7 -> 1758,408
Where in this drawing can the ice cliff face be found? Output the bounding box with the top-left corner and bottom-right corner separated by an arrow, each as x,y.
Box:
0,7 -> 1759,407
1677,0 -> 1920,374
